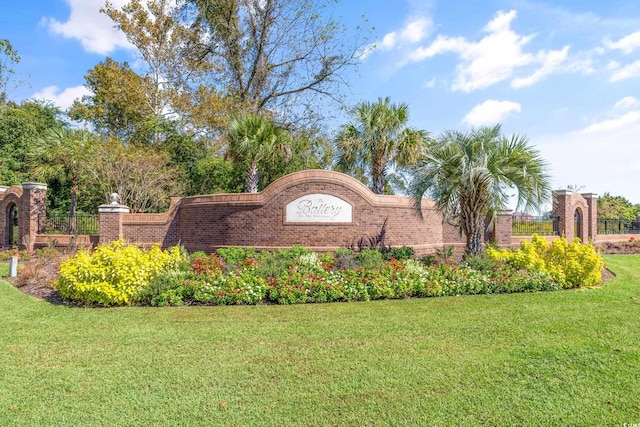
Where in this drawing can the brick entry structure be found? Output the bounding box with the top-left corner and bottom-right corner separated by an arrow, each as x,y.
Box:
0,183 -> 47,250
1,172 -> 599,254
552,190 -> 597,242
116,170 -> 469,256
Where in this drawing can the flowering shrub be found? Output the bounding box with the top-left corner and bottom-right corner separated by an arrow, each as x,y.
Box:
217,247 -> 257,270
52,242 -> 584,307
190,253 -> 224,278
0,249 -> 32,261
487,234 -> 604,287
193,272 -> 266,305
55,240 -> 185,306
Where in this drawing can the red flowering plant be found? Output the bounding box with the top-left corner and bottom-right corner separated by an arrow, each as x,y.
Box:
191,253 -> 224,279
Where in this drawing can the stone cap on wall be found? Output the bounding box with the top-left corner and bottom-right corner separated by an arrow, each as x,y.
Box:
21,182 -> 47,190
179,169 -> 437,210
98,204 -> 130,214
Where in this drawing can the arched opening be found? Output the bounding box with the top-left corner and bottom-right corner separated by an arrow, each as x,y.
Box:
574,208 -> 582,241
6,203 -> 19,247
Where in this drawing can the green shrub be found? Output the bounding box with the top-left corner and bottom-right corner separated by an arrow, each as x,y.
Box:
55,240 -> 185,306
419,254 -> 437,267
464,254 -> 498,274
216,247 -> 257,270
385,246 -> 415,261
487,235 -> 604,288
189,251 -> 208,261
333,248 -> 357,270
139,269 -> 199,307
254,245 -> 312,278
34,247 -> 60,259
356,248 -> 384,270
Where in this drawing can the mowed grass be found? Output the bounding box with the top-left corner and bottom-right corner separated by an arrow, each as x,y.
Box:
1,256 -> 639,426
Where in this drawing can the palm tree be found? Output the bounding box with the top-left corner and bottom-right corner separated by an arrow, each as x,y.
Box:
335,96 -> 430,194
226,113 -> 291,193
30,128 -> 95,227
409,125 -> 551,257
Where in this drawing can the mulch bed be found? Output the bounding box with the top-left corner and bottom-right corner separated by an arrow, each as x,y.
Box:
5,256 -> 65,304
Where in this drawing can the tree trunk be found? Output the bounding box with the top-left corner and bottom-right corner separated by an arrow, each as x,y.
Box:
371,157 -> 387,195
462,202 -> 487,257
69,181 -> 78,234
246,160 -> 259,193
372,173 -> 385,195
465,226 -> 484,257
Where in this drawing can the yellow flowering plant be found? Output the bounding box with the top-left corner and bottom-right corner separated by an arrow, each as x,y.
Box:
56,240 -> 185,306
486,234 -> 604,288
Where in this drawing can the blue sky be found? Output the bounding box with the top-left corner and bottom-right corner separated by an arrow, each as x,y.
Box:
3,0 -> 640,205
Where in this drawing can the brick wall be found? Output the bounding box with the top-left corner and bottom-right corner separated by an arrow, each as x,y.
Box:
118,171 -> 452,256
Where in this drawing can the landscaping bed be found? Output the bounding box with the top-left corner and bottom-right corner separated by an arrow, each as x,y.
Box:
3,235 -> 607,307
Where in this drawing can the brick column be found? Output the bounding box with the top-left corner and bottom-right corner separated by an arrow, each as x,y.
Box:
493,210 -> 513,248
0,186 -> 8,246
98,203 -> 130,245
553,190 -> 573,240
582,193 -> 598,242
20,183 -> 47,251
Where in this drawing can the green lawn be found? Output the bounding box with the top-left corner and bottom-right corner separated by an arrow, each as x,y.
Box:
1,256 -> 639,426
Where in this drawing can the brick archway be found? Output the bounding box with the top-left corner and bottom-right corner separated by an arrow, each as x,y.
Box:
5,203 -> 18,247
0,183 -> 47,250
574,208 -> 583,241
552,190 -> 597,242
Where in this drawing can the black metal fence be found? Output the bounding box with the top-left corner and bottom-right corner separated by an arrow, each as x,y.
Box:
512,216 -> 560,236
597,218 -> 640,235
44,213 -> 100,235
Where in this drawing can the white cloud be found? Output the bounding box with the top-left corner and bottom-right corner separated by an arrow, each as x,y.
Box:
609,60 -> 640,82
422,77 -> 437,88
605,31 -> 640,54
32,85 -> 91,110
409,10 -> 570,92
614,96 -> 640,110
43,0 -> 132,55
535,113 -> 640,203
462,99 -> 521,126
511,46 -> 570,88
580,110 -> 640,134
378,18 -> 432,50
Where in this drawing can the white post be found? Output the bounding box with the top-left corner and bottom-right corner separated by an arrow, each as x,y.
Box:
9,255 -> 18,277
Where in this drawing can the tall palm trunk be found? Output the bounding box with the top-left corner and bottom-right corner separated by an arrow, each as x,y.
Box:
461,185 -> 488,257
246,159 -> 260,193
371,156 -> 387,195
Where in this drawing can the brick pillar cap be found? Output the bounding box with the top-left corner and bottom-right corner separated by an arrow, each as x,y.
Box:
21,182 -> 47,190
581,193 -> 598,199
498,210 -> 513,215
99,204 -> 130,213
0,185 -> 8,193
553,189 -> 572,196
